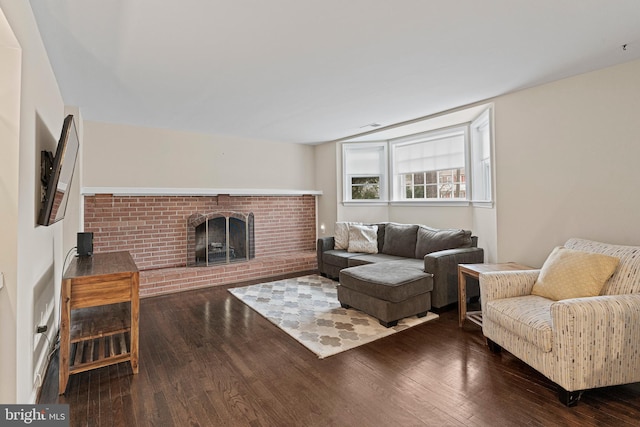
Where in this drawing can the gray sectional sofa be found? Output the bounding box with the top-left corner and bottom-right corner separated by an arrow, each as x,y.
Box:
317,222 -> 484,311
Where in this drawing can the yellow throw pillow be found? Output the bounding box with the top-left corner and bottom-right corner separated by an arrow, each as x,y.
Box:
531,246 -> 619,300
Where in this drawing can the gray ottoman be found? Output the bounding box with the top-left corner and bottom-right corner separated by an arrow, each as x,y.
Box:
338,261 -> 434,327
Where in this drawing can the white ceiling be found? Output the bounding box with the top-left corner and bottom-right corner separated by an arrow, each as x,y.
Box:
30,0 -> 640,144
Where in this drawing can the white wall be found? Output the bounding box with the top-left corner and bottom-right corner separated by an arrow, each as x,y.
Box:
0,2 -> 79,403
494,58 -> 640,267
83,121 -> 316,191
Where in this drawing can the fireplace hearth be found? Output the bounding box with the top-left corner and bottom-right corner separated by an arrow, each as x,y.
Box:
187,211 -> 255,266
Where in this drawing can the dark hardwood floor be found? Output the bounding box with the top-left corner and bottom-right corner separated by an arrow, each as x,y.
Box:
39,274 -> 640,426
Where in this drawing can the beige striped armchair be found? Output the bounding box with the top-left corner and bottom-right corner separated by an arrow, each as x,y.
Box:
479,238 -> 640,406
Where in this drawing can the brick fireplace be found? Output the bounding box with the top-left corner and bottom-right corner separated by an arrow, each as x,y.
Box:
84,194 -> 318,297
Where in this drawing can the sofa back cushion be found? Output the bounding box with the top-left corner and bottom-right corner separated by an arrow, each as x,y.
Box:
381,223 -> 418,258
415,226 -> 473,259
565,238 -> 640,295
375,223 -> 387,253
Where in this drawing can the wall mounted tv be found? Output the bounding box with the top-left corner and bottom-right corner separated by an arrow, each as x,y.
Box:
38,114 -> 80,226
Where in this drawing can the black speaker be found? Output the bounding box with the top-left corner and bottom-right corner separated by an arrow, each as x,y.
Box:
77,232 -> 93,257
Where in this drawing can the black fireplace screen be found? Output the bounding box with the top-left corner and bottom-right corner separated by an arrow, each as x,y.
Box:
187,212 -> 255,266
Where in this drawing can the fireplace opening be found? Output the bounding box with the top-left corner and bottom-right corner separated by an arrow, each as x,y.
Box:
187,212 -> 254,266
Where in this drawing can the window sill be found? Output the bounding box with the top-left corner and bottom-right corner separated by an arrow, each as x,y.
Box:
390,200 -> 470,207
343,199 -> 494,208
342,200 -> 389,207
472,200 -> 494,208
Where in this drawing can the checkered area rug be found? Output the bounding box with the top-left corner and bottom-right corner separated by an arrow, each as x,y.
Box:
228,274 -> 438,359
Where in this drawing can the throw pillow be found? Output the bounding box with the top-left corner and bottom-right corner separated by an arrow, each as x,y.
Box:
381,223 -> 418,258
347,224 -> 379,254
415,226 -> 472,258
531,246 -> 620,300
334,221 -> 360,250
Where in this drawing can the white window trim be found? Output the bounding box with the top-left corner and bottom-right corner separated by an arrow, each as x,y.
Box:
469,107 -> 494,206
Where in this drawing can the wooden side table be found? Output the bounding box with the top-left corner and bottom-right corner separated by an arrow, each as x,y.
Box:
458,262 -> 535,327
59,251 -> 139,394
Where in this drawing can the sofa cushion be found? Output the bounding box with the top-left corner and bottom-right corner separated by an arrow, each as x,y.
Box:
531,246 -> 619,301
375,223 -> 387,253
484,295 -> 554,352
347,224 -> 378,254
382,223 -> 419,258
339,261 -> 433,303
347,253 -> 408,267
322,250 -> 363,269
415,226 -> 472,259
334,221 -> 361,250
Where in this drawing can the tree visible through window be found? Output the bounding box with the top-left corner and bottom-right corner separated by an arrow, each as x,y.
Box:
351,176 -> 380,199
342,142 -> 387,202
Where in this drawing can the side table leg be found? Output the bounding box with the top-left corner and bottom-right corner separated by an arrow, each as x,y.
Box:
130,272 -> 139,374
458,270 -> 467,327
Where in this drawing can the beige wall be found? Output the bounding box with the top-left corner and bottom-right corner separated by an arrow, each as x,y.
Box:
314,141 -> 338,237
0,5 -> 21,405
493,58 -> 640,267
0,1 -> 79,403
83,121 -> 316,191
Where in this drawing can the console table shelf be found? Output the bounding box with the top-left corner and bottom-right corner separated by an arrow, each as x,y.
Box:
59,251 -> 139,394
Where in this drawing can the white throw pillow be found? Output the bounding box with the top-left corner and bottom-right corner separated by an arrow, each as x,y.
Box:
347,224 -> 379,254
334,221 -> 360,250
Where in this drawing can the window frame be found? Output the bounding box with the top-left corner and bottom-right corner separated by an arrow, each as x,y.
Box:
389,124 -> 470,204
342,141 -> 389,204
469,108 -> 493,206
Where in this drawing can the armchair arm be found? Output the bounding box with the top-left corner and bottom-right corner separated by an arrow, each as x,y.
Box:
479,270 -> 541,303
316,237 -> 335,273
424,247 -> 484,308
550,294 -> 640,390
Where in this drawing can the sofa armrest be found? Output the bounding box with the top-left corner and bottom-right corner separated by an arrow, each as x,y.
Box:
316,237 -> 335,274
479,270 -> 541,302
423,247 -> 484,274
550,294 -> 640,389
423,247 -> 484,308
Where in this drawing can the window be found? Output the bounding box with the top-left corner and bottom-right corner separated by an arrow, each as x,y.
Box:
342,142 -> 387,202
341,106 -> 492,205
391,126 -> 468,201
403,170 -> 466,199
470,109 -> 492,202
351,176 -> 380,199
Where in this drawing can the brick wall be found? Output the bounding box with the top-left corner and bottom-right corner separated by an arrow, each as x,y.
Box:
84,194 -> 318,296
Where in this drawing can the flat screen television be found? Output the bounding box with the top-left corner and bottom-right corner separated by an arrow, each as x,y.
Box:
38,114 -> 80,226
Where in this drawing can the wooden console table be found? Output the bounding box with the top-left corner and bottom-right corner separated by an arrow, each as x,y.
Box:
458,262 -> 535,327
59,251 -> 139,394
